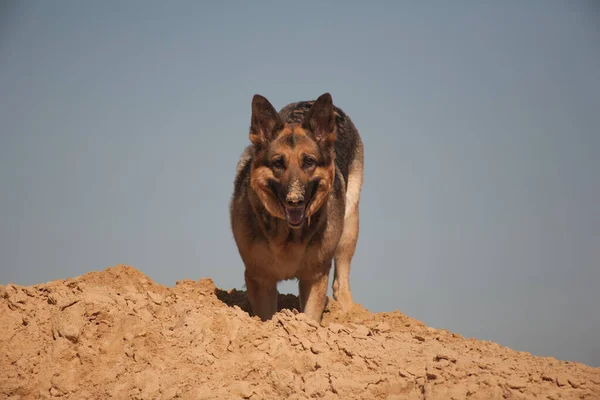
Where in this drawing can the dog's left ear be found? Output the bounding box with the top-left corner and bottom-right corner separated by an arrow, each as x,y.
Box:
303,93 -> 337,148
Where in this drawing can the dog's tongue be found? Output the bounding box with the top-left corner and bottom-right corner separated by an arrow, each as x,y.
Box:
285,207 -> 304,226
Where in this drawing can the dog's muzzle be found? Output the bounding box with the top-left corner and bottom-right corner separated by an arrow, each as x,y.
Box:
284,179 -> 306,227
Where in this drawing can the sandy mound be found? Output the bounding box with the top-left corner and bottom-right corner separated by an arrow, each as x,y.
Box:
1,265 -> 599,399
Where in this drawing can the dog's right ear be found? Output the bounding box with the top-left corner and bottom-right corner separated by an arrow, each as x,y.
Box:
250,95 -> 283,148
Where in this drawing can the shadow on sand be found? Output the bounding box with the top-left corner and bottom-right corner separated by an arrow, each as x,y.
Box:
214,287 -> 301,316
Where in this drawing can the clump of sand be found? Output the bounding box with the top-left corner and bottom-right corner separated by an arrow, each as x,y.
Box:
1,265 -> 598,399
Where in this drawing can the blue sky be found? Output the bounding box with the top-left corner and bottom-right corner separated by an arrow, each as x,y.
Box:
1,1 -> 599,366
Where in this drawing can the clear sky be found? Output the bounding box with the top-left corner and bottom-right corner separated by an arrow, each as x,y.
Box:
1,1 -> 599,366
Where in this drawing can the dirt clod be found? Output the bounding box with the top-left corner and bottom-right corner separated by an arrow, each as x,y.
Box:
1,264 -> 599,399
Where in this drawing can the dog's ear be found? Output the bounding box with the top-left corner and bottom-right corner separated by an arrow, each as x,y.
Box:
250,95 -> 283,148
302,93 -> 337,149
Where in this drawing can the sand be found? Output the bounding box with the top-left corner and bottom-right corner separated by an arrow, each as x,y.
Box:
1,264 -> 599,399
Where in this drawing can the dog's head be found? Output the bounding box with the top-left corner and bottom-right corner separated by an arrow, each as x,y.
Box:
248,93 -> 337,229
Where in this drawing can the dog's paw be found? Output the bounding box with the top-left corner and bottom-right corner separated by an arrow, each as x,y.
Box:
334,290 -> 355,312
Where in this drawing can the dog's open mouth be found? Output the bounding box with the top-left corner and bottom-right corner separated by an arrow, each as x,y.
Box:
285,206 -> 305,228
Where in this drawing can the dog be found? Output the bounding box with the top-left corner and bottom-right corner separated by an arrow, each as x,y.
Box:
230,93 -> 364,323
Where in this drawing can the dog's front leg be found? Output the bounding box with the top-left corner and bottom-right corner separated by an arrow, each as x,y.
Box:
245,271 -> 277,321
298,270 -> 330,323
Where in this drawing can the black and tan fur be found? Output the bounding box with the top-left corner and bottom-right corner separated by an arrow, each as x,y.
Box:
230,93 -> 364,323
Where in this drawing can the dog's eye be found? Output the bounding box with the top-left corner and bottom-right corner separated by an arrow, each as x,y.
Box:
272,159 -> 285,169
303,156 -> 316,168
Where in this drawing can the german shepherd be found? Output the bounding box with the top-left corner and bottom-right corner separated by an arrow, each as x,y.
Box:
230,93 -> 364,323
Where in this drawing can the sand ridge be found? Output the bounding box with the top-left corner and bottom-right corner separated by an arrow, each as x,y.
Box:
1,264 -> 599,399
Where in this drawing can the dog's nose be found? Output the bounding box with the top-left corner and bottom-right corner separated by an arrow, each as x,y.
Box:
286,198 -> 305,207
286,178 -> 305,207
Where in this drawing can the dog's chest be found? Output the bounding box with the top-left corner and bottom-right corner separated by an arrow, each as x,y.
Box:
267,241 -> 310,280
